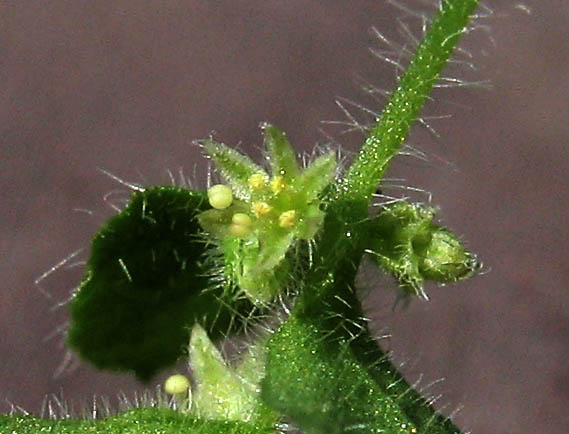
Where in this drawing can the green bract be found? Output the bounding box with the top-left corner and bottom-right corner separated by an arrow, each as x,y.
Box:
189,324 -> 277,426
198,124 -> 337,305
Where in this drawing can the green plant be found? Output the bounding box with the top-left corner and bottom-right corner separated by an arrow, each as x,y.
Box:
1,1 -> 483,432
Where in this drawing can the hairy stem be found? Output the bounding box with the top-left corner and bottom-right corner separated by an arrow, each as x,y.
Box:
341,0 -> 480,203
263,1 -> 480,433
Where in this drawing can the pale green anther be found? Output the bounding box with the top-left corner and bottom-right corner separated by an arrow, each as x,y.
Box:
202,139 -> 266,199
248,172 -> 268,191
278,210 -> 296,229
262,123 -> 300,181
164,374 -> 190,395
232,213 -> 252,226
229,223 -> 251,238
207,184 -> 233,209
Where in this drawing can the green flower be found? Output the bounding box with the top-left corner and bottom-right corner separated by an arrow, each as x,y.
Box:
198,123 -> 337,305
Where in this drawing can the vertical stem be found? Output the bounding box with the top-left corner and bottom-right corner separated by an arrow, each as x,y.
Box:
263,1 -> 481,433
341,0 -> 479,203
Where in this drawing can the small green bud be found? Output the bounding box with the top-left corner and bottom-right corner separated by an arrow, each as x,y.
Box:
270,175 -> 286,194
419,228 -> 478,282
232,213 -> 252,226
229,223 -> 252,238
207,184 -> 233,209
367,201 -> 478,299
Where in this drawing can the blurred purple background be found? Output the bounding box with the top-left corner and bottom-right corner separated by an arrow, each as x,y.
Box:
1,1 -> 568,433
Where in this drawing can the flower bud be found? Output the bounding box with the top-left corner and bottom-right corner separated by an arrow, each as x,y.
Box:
207,185 -> 233,209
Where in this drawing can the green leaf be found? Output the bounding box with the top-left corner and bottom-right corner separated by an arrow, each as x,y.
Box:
202,139 -> 266,200
262,123 -> 300,181
67,187 -> 253,381
0,408 -> 276,433
262,317 -> 419,434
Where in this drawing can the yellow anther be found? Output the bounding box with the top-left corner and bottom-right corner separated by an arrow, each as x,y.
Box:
270,175 -> 286,194
229,223 -> 251,237
164,374 -> 190,395
279,210 -> 297,229
252,201 -> 272,218
207,184 -> 233,209
232,213 -> 252,226
248,172 -> 267,190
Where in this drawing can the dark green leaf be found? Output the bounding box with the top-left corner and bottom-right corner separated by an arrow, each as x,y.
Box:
68,187 -> 253,380
0,408 -> 275,433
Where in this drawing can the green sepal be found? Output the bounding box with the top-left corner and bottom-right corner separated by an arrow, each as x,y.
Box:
67,187 -> 253,381
294,151 -> 337,200
365,201 -> 478,299
262,123 -> 300,181
202,139 -> 267,200
255,232 -> 295,273
296,203 -> 325,240
236,232 -> 294,305
190,324 -> 278,426
236,237 -> 290,305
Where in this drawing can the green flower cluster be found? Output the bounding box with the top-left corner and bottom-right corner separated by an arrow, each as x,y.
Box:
198,124 -> 337,305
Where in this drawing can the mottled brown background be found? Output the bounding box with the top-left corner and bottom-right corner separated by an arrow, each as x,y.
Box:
1,1 -> 567,433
